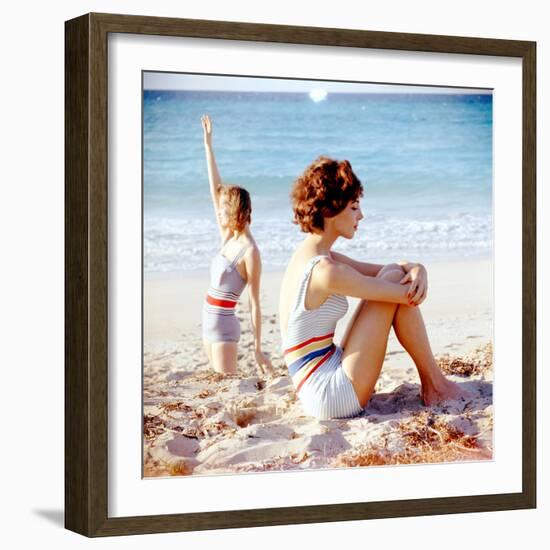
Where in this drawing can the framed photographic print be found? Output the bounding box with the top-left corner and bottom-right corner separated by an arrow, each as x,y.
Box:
65,12 -> 536,537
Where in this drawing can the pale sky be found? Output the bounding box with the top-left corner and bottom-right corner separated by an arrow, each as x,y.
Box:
143,72 -> 492,94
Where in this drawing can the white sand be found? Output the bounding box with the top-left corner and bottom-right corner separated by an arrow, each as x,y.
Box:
143,259 -> 493,476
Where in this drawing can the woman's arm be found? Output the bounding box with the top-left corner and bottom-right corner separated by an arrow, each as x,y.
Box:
397,260 -> 428,304
330,252 -> 428,302
329,250 -> 385,277
315,257 -> 415,305
397,260 -> 425,273
245,247 -> 274,375
201,115 -> 226,242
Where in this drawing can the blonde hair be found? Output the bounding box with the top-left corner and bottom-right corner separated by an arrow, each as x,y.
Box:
220,185 -> 252,233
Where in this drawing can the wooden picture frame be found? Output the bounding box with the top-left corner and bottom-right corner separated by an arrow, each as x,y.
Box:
65,12 -> 536,537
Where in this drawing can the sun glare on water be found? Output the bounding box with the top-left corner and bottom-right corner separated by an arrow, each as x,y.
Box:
309,89 -> 328,102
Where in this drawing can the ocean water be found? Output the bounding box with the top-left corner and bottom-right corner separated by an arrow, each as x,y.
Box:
143,90 -> 493,273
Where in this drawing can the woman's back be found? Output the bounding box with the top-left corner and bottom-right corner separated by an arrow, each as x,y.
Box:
280,254 -> 348,391
280,250 -> 334,338
280,255 -> 347,332
278,252 -> 361,419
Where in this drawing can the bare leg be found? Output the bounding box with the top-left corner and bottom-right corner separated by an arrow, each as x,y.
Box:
340,263 -> 405,349
340,264 -> 469,407
392,303 -> 470,405
203,338 -> 238,374
341,269 -> 402,407
203,337 -> 213,364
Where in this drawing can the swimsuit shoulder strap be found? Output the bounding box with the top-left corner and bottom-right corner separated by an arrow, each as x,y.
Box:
229,244 -> 249,268
291,255 -> 328,314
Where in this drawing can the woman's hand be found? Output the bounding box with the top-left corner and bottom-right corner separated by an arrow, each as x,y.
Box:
255,349 -> 274,376
399,263 -> 428,306
201,114 -> 213,147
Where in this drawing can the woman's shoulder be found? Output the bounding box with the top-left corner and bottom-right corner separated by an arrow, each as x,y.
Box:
242,237 -> 259,256
309,254 -> 345,290
240,238 -> 261,271
283,253 -> 334,286
309,252 -> 338,272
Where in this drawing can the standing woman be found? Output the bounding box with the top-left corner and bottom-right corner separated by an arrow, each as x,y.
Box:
279,156 -> 470,420
201,115 -> 272,375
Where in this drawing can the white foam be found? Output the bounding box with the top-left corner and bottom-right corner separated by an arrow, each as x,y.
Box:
144,211 -> 492,272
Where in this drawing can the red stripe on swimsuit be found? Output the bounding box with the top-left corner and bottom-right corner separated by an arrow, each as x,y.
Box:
206,294 -> 237,308
294,345 -> 337,393
283,332 -> 335,355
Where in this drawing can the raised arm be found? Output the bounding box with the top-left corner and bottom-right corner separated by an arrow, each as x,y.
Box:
245,247 -> 274,375
201,115 -> 226,241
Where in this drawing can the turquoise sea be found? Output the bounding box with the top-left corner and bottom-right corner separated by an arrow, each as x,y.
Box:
143,88 -> 493,273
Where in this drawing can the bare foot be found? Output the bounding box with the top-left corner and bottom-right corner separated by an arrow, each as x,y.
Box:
421,377 -> 472,407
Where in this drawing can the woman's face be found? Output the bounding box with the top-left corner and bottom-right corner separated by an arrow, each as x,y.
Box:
330,199 -> 363,239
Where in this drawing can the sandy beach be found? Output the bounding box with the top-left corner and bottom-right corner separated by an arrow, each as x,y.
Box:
143,259 -> 493,477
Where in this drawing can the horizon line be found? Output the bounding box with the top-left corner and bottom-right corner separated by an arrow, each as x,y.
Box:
144,88 -> 493,95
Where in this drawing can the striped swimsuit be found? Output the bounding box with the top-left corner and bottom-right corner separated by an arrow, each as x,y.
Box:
283,255 -> 363,420
202,244 -> 248,343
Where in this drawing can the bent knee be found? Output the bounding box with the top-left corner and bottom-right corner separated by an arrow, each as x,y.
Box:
377,268 -> 404,283
376,263 -> 405,278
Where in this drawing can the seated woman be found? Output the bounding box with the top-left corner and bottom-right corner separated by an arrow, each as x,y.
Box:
279,156 -> 469,420
201,115 -> 272,376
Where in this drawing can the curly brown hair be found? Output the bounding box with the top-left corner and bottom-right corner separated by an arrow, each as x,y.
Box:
220,185 -> 252,233
291,156 -> 363,233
